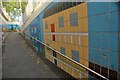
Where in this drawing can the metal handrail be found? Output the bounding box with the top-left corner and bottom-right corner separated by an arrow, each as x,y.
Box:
22,33 -> 109,80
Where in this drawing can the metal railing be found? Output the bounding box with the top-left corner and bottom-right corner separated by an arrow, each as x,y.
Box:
21,32 -> 109,80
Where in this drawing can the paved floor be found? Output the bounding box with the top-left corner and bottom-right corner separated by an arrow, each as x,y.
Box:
2,32 -> 64,78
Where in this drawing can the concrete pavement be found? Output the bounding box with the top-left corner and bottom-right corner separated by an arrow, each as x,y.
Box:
2,32 -> 65,79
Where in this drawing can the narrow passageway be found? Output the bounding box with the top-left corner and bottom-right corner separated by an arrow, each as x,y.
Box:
2,32 -> 63,78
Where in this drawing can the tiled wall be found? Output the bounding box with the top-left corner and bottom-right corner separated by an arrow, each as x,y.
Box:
25,12 -> 45,56
43,2 -> 89,78
88,2 -> 120,79
23,1 -> 120,79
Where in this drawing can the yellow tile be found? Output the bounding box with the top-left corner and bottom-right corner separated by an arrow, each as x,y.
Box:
44,34 -> 48,40
74,69 -> 80,78
57,59 -> 61,67
52,14 -> 57,24
64,21 -> 67,32
67,22 -> 79,33
61,42 -> 66,48
68,66 -> 72,75
82,74 -> 88,79
52,41 -> 58,49
51,57 -> 54,63
78,19 -> 83,32
48,34 -> 51,40
81,36 -> 88,46
79,46 -> 84,59
77,4 -> 83,18
82,18 -> 88,32
72,26 -> 79,32
72,35 -> 79,45
55,23 -> 57,32
57,12 -> 67,32
66,44 -> 72,58
63,9 -> 70,21
46,50 -> 53,63
59,27 -> 66,33
55,13 -> 59,24
69,5 -> 78,14
47,17 -> 51,25
69,21 -> 79,32
62,62 -> 67,72
49,35 -> 52,41
66,35 -> 71,44
71,45 -> 79,52
61,35 -> 65,43
57,54 -> 68,71
80,59 -> 84,65
66,21 -> 70,32
64,8 -> 79,32
82,2 -> 88,17
55,34 -> 59,42
50,16 -> 54,23
55,43 -> 60,51
83,60 -> 89,67
83,47 -> 88,61
56,23 -> 59,32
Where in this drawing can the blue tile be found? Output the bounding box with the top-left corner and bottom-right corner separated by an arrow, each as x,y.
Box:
101,50 -> 109,68
70,20 -> 78,26
109,51 -> 118,71
70,13 -> 78,26
119,12 -> 120,32
110,12 -> 119,32
89,33 -> 93,47
58,16 -> 64,27
88,15 -> 101,32
89,33 -> 101,48
101,33 -> 109,50
71,50 -> 79,62
92,2 -> 101,15
110,2 -> 120,12
87,2 -> 94,16
89,33 -> 95,48
95,2 -> 109,14
88,2 -> 109,16
109,33 -> 118,51
88,17 -> 94,32
94,49 -> 101,65
89,48 -> 95,63
101,14 -> 109,32
101,2 -> 109,14
93,16 -> 101,32
94,33 -> 101,48
60,47 -> 66,55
